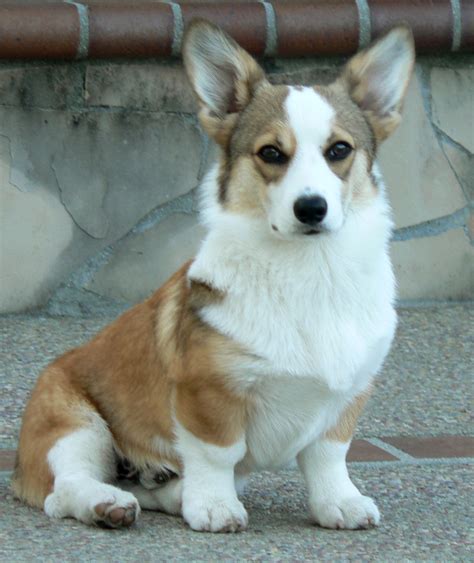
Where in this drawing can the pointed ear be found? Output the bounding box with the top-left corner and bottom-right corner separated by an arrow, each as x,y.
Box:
341,26 -> 415,142
182,20 -> 266,142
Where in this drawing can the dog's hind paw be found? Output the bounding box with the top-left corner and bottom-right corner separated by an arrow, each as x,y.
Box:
45,480 -> 140,528
94,498 -> 139,529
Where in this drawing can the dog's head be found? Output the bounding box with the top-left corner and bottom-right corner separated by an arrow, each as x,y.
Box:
183,21 -> 414,239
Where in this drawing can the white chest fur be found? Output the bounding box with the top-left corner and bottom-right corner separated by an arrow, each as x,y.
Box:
242,377 -> 347,470
189,171 -> 397,468
191,186 -> 396,386
239,324 -> 394,470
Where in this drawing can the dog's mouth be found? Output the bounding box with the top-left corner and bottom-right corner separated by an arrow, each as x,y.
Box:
270,223 -> 325,238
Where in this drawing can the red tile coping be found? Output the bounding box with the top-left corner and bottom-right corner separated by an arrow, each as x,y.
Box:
0,5 -> 80,60
0,1 -> 472,60
274,1 -> 359,57
382,436 -> 474,459
0,443 -> 392,473
347,439 -> 398,462
88,4 -> 174,58
181,3 -> 268,57
370,0 -> 454,52
0,438 -> 472,472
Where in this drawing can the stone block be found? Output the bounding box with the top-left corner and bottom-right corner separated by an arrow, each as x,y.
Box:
88,212 -> 206,302
431,67 -> 474,153
0,107 -> 202,240
51,111 -> 202,240
85,63 -> 198,113
378,72 -> 467,229
0,180 -> 74,314
440,138 -> 473,201
1,58 -> 473,313
0,64 -> 83,109
0,106 -> 203,311
268,59 -> 339,86
0,132 -> 92,314
392,229 -> 473,301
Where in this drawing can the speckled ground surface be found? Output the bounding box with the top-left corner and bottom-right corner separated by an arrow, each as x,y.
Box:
0,306 -> 473,560
0,463 -> 472,561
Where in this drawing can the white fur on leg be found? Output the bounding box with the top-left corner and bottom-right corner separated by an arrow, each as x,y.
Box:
298,439 -> 380,529
175,424 -> 248,533
44,417 -> 140,527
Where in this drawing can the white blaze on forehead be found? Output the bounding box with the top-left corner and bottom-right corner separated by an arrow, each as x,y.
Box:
284,87 -> 335,147
266,86 -> 344,236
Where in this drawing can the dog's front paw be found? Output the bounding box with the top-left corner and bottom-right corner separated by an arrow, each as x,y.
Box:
310,494 -> 380,530
183,495 -> 248,533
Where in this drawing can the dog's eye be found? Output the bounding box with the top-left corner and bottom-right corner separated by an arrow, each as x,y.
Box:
257,145 -> 288,165
325,141 -> 353,162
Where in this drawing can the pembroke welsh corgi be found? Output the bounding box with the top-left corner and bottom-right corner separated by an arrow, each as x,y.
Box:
13,20 -> 415,532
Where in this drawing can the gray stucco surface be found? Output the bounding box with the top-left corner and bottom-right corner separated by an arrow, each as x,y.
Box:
1,57 -> 472,314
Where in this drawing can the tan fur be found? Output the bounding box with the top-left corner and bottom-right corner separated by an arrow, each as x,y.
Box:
12,369 -> 95,508
13,262 -> 247,507
217,76 -> 380,216
218,84 -> 290,206
314,83 -> 380,204
324,127 -> 356,181
225,156 -> 269,215
340,26 -> 415,142
324,391 -> 371,443
346,151 -> 378,205
200,82 -> 291,212
176,377 -> 247,446
252,121 -> 296,184
316,83 -> 376,164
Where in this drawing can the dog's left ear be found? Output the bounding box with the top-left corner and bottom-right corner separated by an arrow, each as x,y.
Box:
183,19 -> 267,143
341,26 -> 415,142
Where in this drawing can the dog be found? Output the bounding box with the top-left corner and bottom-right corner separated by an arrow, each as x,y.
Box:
13,20 -> 414,532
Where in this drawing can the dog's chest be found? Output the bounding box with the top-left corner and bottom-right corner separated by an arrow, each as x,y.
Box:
202,268 -> 395,392
241,378 -> 347,470
195,223 -> 395,391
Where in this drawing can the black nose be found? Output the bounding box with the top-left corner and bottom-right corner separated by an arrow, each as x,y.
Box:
293,196 -> 328,225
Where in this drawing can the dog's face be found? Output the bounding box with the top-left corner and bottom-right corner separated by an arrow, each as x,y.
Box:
183,21 -> 414,239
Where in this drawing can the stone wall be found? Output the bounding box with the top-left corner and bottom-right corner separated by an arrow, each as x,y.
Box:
0,56 -> 472,315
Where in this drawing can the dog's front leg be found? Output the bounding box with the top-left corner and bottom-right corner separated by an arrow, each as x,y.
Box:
298,439 -> 379,529
175,382 -> 248,533
297,393 -> 380,529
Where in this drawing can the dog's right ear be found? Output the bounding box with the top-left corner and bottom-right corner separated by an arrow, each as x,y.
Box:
340,26 -> 415,142
183,20 -> 266,143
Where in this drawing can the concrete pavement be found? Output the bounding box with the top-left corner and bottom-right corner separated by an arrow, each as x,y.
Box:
0,305 -> 473,561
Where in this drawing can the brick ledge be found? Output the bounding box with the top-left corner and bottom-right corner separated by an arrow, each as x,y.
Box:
0,1 -> 473,60
1,436 -> 473,472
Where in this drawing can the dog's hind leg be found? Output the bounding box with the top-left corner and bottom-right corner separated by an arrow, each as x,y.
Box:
119,478 -> 182,515
13,367 -> 140,528
44,415 -> 140,528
